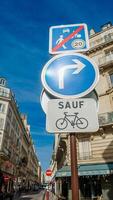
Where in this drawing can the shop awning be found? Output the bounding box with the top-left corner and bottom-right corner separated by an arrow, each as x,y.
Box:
55,166 -> 71,178
55,163 -> 113,178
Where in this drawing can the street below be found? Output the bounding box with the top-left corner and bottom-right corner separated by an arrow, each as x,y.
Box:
17,190 -> 45,200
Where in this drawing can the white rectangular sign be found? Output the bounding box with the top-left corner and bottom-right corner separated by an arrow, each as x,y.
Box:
46,98 -> 99,133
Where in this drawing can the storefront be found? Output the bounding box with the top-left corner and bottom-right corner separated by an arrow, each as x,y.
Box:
55,166 -> 71,200
0,160 -> 15,194
55,163 -> 113,200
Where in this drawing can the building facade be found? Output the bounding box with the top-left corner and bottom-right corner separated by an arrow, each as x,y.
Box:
51,22 -> 113,200
0,78 -> 41,193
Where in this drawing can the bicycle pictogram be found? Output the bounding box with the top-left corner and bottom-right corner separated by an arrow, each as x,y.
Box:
56,112 -> 88,130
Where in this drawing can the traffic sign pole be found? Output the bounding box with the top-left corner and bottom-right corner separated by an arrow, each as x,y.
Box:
70,133 -> 79,200
46,190 -> 49,200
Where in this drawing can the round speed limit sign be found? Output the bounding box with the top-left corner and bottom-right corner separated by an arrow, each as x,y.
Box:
71,39 -> 85,49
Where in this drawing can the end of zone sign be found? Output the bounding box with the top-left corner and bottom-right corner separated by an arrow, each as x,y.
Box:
49,24 -> 89,54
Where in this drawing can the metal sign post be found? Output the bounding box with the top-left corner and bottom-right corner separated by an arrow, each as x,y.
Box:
70,133 -> 79,200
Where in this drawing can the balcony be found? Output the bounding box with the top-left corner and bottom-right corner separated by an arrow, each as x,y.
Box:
89,33 -> 113,52
0,87 -> 10,98
78,152 -> 92,160
99,112 -> 113,126
0,147 -> 11,160
21,156 -> 28,167
98,53 -> 113,66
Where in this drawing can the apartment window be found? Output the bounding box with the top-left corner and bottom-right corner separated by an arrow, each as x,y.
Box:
16,127 -> 19,136
3,140 -> 8,151
0,118 -> 4,130
0,103 -> 5,113
7,108 -> 12,120
0,87 -> 9,97
11,130 -> 16,143
5,121 -> 10,134
12,117 -> 16,128
16,138 -> 20,147
15,123 -> 19,135
104,33 -> 112,42
10,129 -> 14,140
13,133 -> 16,143
78,138 -> 92,160
105,47 -> 113,57
109,73 -> 113,86
11,148 -> 14,159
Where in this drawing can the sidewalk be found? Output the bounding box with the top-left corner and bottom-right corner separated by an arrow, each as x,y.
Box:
44,190 -> 66,200
13,190 -> 46,200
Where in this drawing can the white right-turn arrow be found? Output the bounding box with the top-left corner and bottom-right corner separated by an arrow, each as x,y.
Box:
58,59 -> 86,89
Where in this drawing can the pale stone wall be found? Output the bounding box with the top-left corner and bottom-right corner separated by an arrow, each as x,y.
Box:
52,25 -> 113,175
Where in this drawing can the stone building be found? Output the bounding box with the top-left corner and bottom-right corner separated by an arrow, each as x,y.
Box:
51,22 -> 113,200
0,78 -> 41,192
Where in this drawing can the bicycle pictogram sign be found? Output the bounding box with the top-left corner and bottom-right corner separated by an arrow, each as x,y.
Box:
46,98 -> 99,133
56,112 -> 88,130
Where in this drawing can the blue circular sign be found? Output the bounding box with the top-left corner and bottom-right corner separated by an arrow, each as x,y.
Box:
41,53 -> 99,98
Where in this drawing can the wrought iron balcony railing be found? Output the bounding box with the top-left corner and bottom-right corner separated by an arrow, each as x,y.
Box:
78,152 -> 92,160
98,53 -> 113,66
99,112 -> 113,126
89,33 -> 113,49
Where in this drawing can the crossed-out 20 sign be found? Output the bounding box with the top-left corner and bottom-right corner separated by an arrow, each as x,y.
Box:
49,24 -> 89,54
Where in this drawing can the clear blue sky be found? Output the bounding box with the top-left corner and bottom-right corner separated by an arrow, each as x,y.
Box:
0,0 -> 113,171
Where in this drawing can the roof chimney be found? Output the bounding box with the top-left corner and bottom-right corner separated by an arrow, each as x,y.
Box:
90,29 -> 96,36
